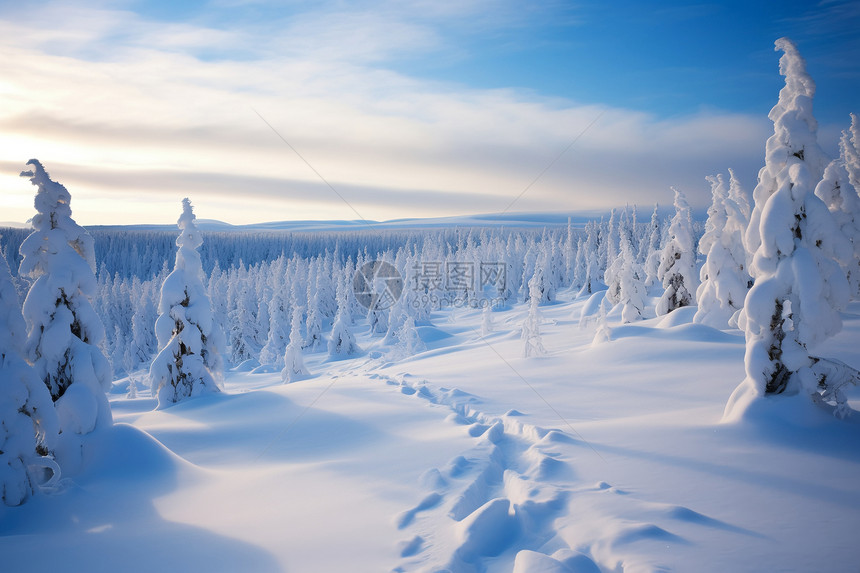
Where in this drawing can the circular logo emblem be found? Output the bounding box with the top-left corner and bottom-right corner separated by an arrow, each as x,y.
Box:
353,260 -> 403,311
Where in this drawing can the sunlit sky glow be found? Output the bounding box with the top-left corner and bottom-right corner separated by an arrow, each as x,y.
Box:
1,0 -> 858,226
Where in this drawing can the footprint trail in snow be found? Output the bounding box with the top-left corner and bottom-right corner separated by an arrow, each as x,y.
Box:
367,371 -> 756,573
372,372 -> 595,573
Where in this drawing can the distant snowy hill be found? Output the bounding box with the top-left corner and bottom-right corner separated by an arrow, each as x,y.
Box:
5,208 -> 711,234
0,220 -> 29,229
86,209 -> 699,233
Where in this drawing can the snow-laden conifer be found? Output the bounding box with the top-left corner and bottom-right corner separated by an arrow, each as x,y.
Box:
329,275 -> 360,357
259,287 -> 290,368
656,188 -> 698,316
642,204 -> 662,288
618,234 -> 646,323
305,269 -> 324,349
726,38 -> 856,420
229,280 -> 260,363
522,270 -> 546,357
571,237 -> 586,291
282,303 -> 310,383
577,221 -> 602,297
838,114 -> 860,206
481,302 -> 494,336
149,199 -> 223,407
1,250 -> 59,506
393,315 -> 425,359
695,174 -> 751,328
604,208 -> 634,304
18,160 -> 113,451
727,169 -> 752,228
814,122 -> 860,295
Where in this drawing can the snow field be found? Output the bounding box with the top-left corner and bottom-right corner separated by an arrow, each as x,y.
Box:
2,287 -> 859,572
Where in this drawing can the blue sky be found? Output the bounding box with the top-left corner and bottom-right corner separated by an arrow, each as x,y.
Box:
1,0 -> 858,225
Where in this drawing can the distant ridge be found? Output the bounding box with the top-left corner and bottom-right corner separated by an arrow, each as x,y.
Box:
0,221 -> 29,229
86,212 -> 596,232
5,207 -> 704,233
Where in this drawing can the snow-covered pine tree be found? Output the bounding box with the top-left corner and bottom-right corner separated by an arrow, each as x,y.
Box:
481,302 -> 495,336
841,114 -> 860,201
111,323 -> 127,375
592,296 -> 613,345
393,315 -> 425,359
149,199 -> 223,408
530,243 -> 554,304
564,217 -> 575,285
604,208 -> 619,275
207,260 -> 230,348
642,204 -> 662,288
618,233 -> 646,323
383,290 -> 408,346
1,248 -> 59,506
656,188 -> 698,316
571,237 -> 586,291
229,280 -> 260,363
255,285 -> 271,354
603,222 -> 624,306
726,38 -> 857,420
547,238 -> 564,299
367,301 -> 389,335
699,175 -> 729,261
727,169 -> 752,230
259,288 -> 289,368
694,173 -> 752,328
577,221 -> 602,297
304,266 -> 325,350
125,351 -> 139,400
522,270 -> 546,357
17,160 -> 113,455
282,303 -> 310,383
814,121 -> 860,296
128,292 -> 157,369
505,235 -> 525,301
629,204 -> 639,254
520,241 -> 538,302
328,274 -> 360,358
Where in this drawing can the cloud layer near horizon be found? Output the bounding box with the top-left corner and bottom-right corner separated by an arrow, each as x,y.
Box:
0,1 -> 818,226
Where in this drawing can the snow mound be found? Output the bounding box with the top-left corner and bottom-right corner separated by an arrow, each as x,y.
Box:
655,305 -> 697,328
82,423 -> 197,482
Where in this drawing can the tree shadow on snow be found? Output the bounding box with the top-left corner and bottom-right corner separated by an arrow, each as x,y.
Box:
0,423 -> 281,573
139,389 -> 387,466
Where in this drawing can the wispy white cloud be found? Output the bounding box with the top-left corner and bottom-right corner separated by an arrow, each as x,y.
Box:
0,1 -> 794,225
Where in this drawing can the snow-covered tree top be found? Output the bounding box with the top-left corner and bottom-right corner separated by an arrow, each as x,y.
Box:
20,159 -> 72,225
670,186 -> 689,217
19,158 -> 96,273
767,37 -> 825,179
177,197 -> 203,251
773,37 -> 816,128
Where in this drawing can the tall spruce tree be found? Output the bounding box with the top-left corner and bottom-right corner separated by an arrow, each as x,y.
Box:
149,199 -> 223,407
726,38 -> 856,420
18,160 -> 112,466
656,188 -> 698,316
1,248 -> 59,506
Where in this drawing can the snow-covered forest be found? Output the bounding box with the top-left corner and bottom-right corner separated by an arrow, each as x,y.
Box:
0,210 -> 707,379
2,37 -> 860,573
